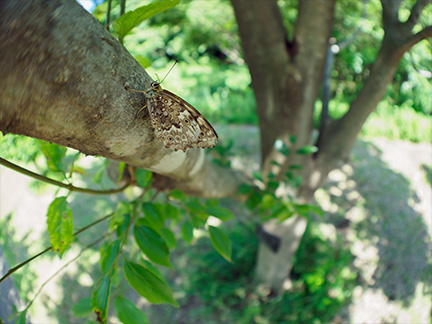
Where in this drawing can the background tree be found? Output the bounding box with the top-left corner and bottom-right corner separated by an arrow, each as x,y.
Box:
231,0 -> 431,291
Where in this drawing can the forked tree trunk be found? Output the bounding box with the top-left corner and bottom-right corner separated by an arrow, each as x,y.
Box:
232,0 -> 432,292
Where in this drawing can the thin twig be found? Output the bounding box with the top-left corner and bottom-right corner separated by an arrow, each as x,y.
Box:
105,0 -> 112,31
0,212 -> 114,284
22,234 -> 110,312
0,157 -> 130,195
118,0 -> 127,44
0,247 -> 51,285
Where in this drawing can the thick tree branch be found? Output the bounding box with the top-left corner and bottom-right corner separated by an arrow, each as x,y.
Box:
381,0 -> 403,29
231,0 -> 335,169
314,0 -> 431,189
0,0 -> 241,198
230,0 -> 289,161
403,25 -> 432,51
406,0 -> 431,28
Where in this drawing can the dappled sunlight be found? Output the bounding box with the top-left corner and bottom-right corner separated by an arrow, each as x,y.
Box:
317,139 -> 432,323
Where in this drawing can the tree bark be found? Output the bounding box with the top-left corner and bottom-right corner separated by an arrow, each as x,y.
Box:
232,0 -> 335,293
0,0 -> 241,198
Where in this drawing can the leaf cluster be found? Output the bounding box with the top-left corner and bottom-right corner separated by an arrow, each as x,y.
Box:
165,219 -> 357,324
240,139 -> 323,224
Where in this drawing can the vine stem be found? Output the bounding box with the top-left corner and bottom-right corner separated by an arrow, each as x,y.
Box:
0,157 -> 131,195
0,212 -> 114,284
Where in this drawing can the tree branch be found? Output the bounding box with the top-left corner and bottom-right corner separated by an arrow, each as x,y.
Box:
0,0 -> 241,198
404,25 -> 432,51
0,157 -> 130,195
406,0 -> 431,28
230,0 -> 291,166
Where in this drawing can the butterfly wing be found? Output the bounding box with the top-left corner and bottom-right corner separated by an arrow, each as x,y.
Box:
146,89 -> 218,152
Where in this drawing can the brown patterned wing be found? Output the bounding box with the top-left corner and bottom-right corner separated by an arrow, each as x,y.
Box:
146,89 -> 218,152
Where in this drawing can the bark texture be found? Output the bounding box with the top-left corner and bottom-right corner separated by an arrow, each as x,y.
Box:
232,0 -> 432,292
0,0 -> 241,197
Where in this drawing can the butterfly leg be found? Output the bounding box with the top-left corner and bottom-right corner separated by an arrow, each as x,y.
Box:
134,104 -> 148,120
127,87 -> 150,120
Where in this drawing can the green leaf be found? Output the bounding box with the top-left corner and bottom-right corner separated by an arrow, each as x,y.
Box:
267,180 -> 279,192
295,145 -> 318,155
273,204 -> 295,222
159,228 -> 176,249
117,214 -> 131,238
169,189 -> 186,200
208,226 -> 232,263
139,259 -> 163,280
237,183 -> 253,195
133,226 -> 172,268
114,201 -> 131,218
117,162 -> 126,182
246,191 -> 263,209
113,0 -> 180,39
205,206 -> 235,221
181,221 -> 194,244
141,202 -> 164,230
252,171 -> 263,181
14,311 -> 27,324
309,204 -> 325,217
100,240 -> 120,275
38,140 -> 66,172
46,197 -> 73,255
111,202 -> 131,236
185,200 -> 206,214
93,161 -> 109,184
115,296 -> 149,324
72,297 -> 93,318
189,213 -> 206,228
91,276 -> 111,323
293,203 -> 324,218
134,55 -> 152,69
288,164 -> 303,170
289,135 -> 297,144
163,204 -> 180,220
124,260 -> 178,307
135,169 -> 153,188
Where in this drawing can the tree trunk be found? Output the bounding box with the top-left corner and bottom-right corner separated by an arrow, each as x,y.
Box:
232,0 -> 432,292
0,0 -> 241,198
232,0 -> 335,292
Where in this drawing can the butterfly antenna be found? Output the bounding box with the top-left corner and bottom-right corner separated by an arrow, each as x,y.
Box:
160,59 -> 178,84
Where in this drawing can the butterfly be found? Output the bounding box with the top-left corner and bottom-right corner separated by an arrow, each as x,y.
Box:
128,81 -> 218,152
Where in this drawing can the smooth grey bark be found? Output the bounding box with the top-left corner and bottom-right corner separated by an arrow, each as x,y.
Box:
0,0 -> 241,198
